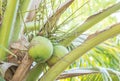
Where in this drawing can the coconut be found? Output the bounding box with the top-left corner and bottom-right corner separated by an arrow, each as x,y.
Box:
47,45 -> 68,66
28,36 -> 53,62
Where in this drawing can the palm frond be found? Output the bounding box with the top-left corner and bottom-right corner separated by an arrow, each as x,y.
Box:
69,40 -> 120,69
59,2 -> 120,46
58,67 -> 120,81
38,0 -> 74,36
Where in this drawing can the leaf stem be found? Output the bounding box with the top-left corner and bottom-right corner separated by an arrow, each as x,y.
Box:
39,23 -> 120,81
0,0 -> 19,60
60,2 -> 120,46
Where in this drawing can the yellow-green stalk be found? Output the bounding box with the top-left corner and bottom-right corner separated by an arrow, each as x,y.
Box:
0,0 -> 19,60
12,0 -> 32,42
39,22 -> 120,81
60,2 -> 120,46
25,63 -> 45,81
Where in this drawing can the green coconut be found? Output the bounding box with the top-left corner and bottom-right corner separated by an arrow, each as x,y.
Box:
47,45 -> 68,66
28,36 -> 53,62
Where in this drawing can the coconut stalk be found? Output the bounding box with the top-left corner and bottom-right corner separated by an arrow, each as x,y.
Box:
26,0 -> 42,22
24,0 -> 42,33
39,23 -> 120,81
23,0 -> 74,34
25,63 -> 45,81
12,0 -> 32,42
37,0 -> 74,35
60,2 -> 120,46
24,21 -> 40,33
0,0 -> 19,60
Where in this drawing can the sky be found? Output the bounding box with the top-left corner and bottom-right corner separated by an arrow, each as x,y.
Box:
115,12 -> 120,22
113,0 -> 120,22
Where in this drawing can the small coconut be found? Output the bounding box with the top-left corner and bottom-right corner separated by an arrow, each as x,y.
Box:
47,45 -> 68,66
28,36 -> 53,62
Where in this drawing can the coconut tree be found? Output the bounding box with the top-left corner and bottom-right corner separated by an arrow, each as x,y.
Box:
0,0 -> 120,81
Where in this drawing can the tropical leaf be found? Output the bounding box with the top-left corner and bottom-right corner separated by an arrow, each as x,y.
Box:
57,67 -> 120,81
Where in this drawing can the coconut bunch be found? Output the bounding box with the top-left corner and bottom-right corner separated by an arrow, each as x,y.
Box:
25,0 -> 73,67
22,0 -> 72,80
28,36 -> 68,66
